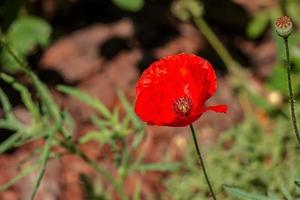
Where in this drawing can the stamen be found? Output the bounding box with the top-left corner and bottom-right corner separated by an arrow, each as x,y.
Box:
173,97 -> 192,117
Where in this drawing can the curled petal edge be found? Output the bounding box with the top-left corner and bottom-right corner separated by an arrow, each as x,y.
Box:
206,105 -> 228,113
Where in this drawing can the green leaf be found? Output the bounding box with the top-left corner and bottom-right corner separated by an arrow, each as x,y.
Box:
117,91 -> 143,131
111,106 -> 120,124
0,87 -> 14,120
0,133 -> 22,154
91,115 -> 109,129
30,72 -> 60,120
267,64 -> 287,94
29,119 -> 62,200
1,16 -> 51,71
266,64 -> 299,96
8,16 -> 51,53
280,184 -> 293,200
247,91 -> 274,112
132,162 -> 182,173
133,182 -> 141,200
225,186 -> 272,200
79,130 -> 111,144
111,0 -> 144,12
57,85 -> 111,119
80,174 -> 107,200
0,73 -> 40,121
0,162 -> 39,192
62,110 -> 75,137
0,120 -> 20,130
247,11 -> 270,39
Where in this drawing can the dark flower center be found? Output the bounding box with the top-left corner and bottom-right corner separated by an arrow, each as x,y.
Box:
173,97 -> 193,117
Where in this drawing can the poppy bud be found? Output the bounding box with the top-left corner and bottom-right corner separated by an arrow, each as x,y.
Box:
275,16 -> 293,38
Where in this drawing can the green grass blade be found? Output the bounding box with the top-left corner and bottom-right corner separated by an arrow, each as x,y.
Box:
0,38 -> 59,120
30,72 -> 60,120
61,110 -> 75,137
0,73 -> 40,121
224,186 -> 272,200
1,37 -> 64,200
131,162 -> 182,173
90,115 -> 109,130
133,182 -> 141,200
0,120 -> 20,130
29,120 -> 61,200
0,39 -> 60,122
0,132 -> 22,154
57,85 -> 111,119
29,124 -> 60,198
117,91 -> 143,130
0,87 -> 14,120
0,162 -> 39,191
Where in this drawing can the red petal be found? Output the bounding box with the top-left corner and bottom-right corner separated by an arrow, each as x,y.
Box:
135,53 -> 225,127
206,105 -> 228,113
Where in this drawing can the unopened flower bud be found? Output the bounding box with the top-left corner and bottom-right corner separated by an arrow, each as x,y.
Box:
275,16 -> 293,38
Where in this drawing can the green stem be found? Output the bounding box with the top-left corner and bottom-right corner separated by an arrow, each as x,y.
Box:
193,17 -> 239,75
0,38 -> 60,120
283,37 -> 300,146
61,137 -> 128,200
29,121 -> 61,200
0,38 -> 60,200
0,38 -> 29,70
189,124 -> 217,200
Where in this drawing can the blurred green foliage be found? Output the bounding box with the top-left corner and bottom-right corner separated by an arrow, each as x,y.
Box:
1,16 -> 51,72
0,0 -> 52,72
1,0 -> 300,199
111,0 -> 144,12
245,0 -> 300,100
246,10 -> 270,40
171,0 -> 203,21
165,116 -> 300,199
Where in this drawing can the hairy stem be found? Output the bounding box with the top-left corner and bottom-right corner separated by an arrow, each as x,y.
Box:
283,38 -> 300,146
189,124 -> 217,200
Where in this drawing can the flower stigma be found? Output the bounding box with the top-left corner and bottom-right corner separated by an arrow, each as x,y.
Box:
173,96 -> 193,117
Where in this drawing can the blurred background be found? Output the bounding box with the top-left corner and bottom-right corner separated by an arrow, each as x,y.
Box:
1,0 -> 300,199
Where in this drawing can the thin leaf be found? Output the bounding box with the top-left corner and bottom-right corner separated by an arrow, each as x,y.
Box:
62,110 -> 75,137
91,115 -> 109,129
0,162 -> 39,191
79,130 -> 111,144
131,130 -> 145,149
111,0 -> 144,12
0,73 -> 40,121
117,91 -> 143,130
280,184 -> 294,200
133,182 -> 141,200
0,120 -> 21,130
0,132 -> 22,154
0,87 -> 14,120
224,186 -> 271,200
29,119 -> 62,200
30,72 -> 60,120
57,85 -> 111,119
247,11 -> 270,39
132,162 -> 182,173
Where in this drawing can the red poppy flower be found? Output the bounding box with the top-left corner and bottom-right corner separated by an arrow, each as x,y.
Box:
135,53 -> 227,127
